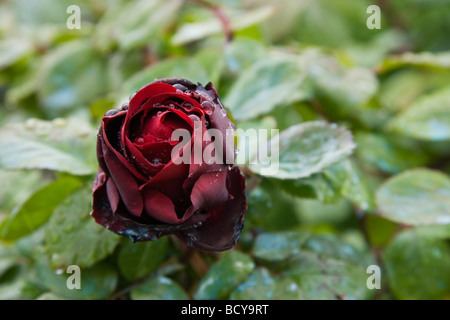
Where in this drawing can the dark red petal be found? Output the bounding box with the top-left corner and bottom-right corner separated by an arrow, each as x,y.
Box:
182,118 -> 228,194
139,159 -> 191,217
190,170 -> 229,210
92,170 -> 163,241
136,140 -> 173,165
106,178 -> 120,213
177,167 -> 246,251
127,83 -> 176,119
102,114 -> 147,181
140,110 -> 174,139
101,139 -> 143,217
143,189 -> 186,224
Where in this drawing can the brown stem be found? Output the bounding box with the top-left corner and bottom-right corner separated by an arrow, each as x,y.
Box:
187,0 -> 234,44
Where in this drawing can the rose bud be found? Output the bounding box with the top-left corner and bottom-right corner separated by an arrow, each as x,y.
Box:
92,78 -> 246,251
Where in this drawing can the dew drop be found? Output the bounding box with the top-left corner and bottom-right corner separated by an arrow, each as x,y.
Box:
136,137 -> 145,144
173,84 -> 187,91
105,109 -> 119,117
157,111 -> 162,116
121,103 -> 129,110
129,92 -> 136,100
201,101 -> 215,115
189,114 -> 200,123
169,104 -> 175,109
152,158 -> 161,165
154,103 -> 161,107
219,108 -> 227,117
182,102 -> 194,110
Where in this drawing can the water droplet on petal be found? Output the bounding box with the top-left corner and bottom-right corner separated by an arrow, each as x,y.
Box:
157,111 -> 162,116
201,101 -> 215,115
173,84 -> 188,91
129,92 -> 136,100
105,109 -> 119,117
189,114 -> 200,123
220,108 -> 227,117
182,102 -> 194,110
136,137 -> 145,144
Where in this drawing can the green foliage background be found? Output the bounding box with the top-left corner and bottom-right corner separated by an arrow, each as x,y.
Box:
0,0 -> 450,300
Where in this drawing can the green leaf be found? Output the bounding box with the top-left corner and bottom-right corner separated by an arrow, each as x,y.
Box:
376,168 -> 450,226
0,170 -> 46,215
229,268 -> 279,300
252,231 -> 310,262
36,292 -> 66,300
284,234 -> 375,300
171,6 -> 275,45
117,237 -> 169,282
0,118 -> 97,175
249,121 -> 356,179
35,261 -> 118,300
194,250 -> 254,300
44,188 -> 120,269
365,214 -> 399,248
302,49 -> 378,112
225,57 -> 309,121
96,0 -> 182,51
388,87 -> 450,141
380,52 -> 450,73
355,132 -> 429,174
383,229 -> 450,300
0,39 -> 33,70
246,179 -> 301,231
323,159 -> 375,211
37,41 -> 107,117
224,38 -> 268,74
130,276 -> 188,300
273,174 -> 339,203
0,177 -> 82,241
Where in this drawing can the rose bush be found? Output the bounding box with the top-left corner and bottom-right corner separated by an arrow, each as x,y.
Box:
92,78 -> 246,251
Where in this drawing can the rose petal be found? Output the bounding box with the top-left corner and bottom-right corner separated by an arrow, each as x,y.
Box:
136,140 -> 173,165
127,83 -> 176,118
102,114 -> 147,181
143,189 -> 187,224
102,139 -> 143,217
92,172 -> 162,241
139,158 -> 191,216
177,167 -> 246,251
106,178 -> 120,213
190,170 -> 229,210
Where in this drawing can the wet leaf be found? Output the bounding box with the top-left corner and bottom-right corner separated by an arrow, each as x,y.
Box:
0,118 -> 97,175
0,177 -> 82,242
250,121 -> 356,179
383,228 -> 450,300
45,188 -> 120,269
194,250 -> 254,300
226,57 -> 309,121
376,168 -> 450,226
117,237 -> 169,281
388,87 -> 450,141
130,276 -> 188,300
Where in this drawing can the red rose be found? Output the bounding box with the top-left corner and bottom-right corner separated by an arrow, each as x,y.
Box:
92,78 -> 246,251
